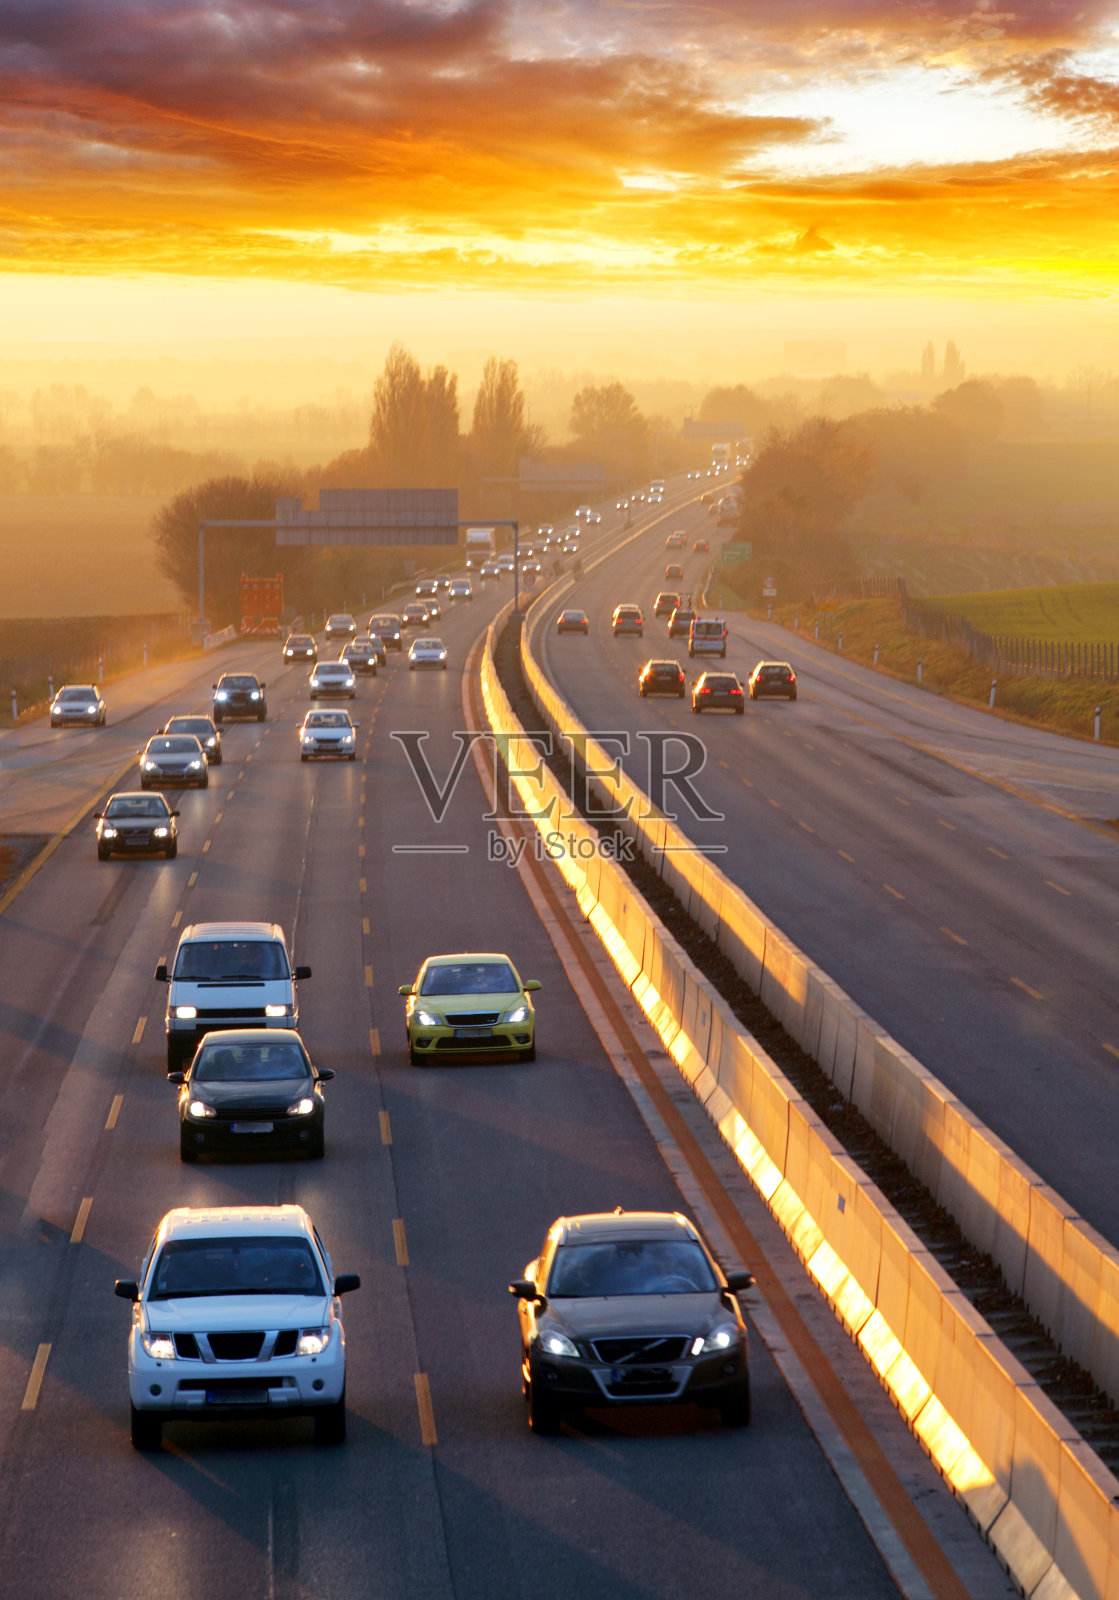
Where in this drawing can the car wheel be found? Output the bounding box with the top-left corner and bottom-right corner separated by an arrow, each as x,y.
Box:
789,691 -> 797,701
130,1405 -> 163,1451
307,1130 -> 326,1160
639,687 -> 647,697
97,844 -> 111,860
199,775 -> 209,789
300,753 -> 308,762
257,711 -> 265,722
213,713 -> 223,724
179,1139 -> 198,1163
736,706 -> 744,716
314,1389 -> 346,1445
520,1042 -> 536,1063
678,688 -> 685,698
348,753 -> 356,761
527,1376 -> 561,1436
719,1388 -> 751,1428
165,841 -> 178,859
213,752 -> 223,765
692,703 -> 701,714
167,1044 -> 187,1074
139,779 -> 149,790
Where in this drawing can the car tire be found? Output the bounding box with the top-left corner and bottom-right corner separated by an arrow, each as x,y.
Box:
408,1041 -> 425,1066
520,1042 -> 536,1063
789,691 -> 797,702
527,1376 -> 561,1436
257,711 -> 265,722
692,703 -> 701,714
139,779 -> 149,790
301,753 -> 308,762
314,1390 -> 346,1445
97,844 -> 111,860
212,751 -> 223,766
639,687 -> 647,697
677,689 -> 685,698
130,1404 -> 163,1451
213,712 -> 223,724
719,1388 -> 751,1428
199,775 -> 209,789
307,1130 -> 326,1160
736,706 -> 744,716
166,841 -> 178,859
167,1044 -> 187,1074
179,1139 -> 198,1163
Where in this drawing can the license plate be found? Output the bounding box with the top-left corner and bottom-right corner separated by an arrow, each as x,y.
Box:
206,1389 -> 267,1407
454,1026 -> 493,1039
231,1121 -> 273,1134
125,837 -> 147,847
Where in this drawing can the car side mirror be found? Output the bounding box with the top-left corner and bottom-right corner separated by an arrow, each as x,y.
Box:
211,684 -> 217,689
398,984 -> 413,996
92,812 -> 102,821
523,980 -> 542,993
171,810 -> 180,818
114,1280 -> 139,1301
294,965 -> 312,980
334,1273 -> 360,1295
166,1071 -> 185,1085
508,1278 -> 540,1301
724,1270 -> 755,1294
315,1067 -> 335,1082
154,963 -> 169,982
259,681 -> 267,689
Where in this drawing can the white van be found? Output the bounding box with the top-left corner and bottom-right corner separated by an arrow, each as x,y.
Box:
156,921 -> 311,1071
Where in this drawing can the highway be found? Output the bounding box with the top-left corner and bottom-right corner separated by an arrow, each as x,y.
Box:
534,496 -> 1119,1247
0,561 -> 1014,1599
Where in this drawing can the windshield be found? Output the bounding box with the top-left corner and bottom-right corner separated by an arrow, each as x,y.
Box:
59,688 -> 95,702
148,1237 -> 325,1299
369,616 -> 399,629
166,719 -> 211,736
547,1239 -> 717,1297
193,1040 -> 310,1082
220,677 -> 259,690
105,795 -> 167,818
420,961 -> 518,996
306,712 -> 349,728
174,939 -> 290,981
148,737 -> 200,754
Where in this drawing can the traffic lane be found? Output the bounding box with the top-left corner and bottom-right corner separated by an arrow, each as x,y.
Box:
366,673 -> 902,1600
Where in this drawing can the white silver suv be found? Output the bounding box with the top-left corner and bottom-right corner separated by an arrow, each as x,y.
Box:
116,1205 -> 359,1449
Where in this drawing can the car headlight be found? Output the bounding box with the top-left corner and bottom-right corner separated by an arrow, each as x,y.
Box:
87,705 -> 98,715
504,1003 -> 530,1024
264,1003 -> 290,1018
297,1328 -> 329,1356
144,761 -> 158,771
539,1331 -> 579,1358
413,1009 -> 442,1028
101,826 -> 118,838
187,1099 -> 215,1119
693,1327 -> 737,1356
342,733 -> 354,743
206,737 -> 217,749
188,759 -> 203,770
142,1332 -> 176,1360
287,1096 -> 315,1117
173,1005 -> 197,1020
215,691 -> 228,701
250,691 -> 261,701
153,827 -> 169,838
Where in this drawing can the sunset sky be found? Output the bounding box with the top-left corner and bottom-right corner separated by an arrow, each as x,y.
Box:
2,1 -> 1119,369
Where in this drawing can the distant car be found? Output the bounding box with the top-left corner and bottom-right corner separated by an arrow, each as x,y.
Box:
653,591 -> 680,618
616,498 -> 629,510
358,633 -> 387,667
212,673 -> 266,722
449,578 -> 473,600
611,605 -> 643,636
748,661 -> 797,701
401,603 -> 431,629
692,672 -> 744,715
367,614 -> 402,651
665,563 -> 685,580
415,579 -> 438,598
163,714 -> 222,764
574,506 -> 600,523
434,573 -> 452,591
408,637 -> 449,670
562,540 -> 580,555
341,640 -> 378,675
687,470 -> 702,479
308,662 -> 356,699
509,1210 -> 753,1435
324,613 -> 357,640
667,607 -> 696,638
115,1203 -> 358,1449
689,618 -> 727,658
638,660 -> 686,698
282,634 -> 317,663
521,559 -> 543,576
647,491 -> 663,504
480,560 -> 500,579
50,683 -> 106,727
95,791 -> 179,859
537,525 -> 554,541
139,734 -> 209,789
693,539 -> 710,553
399,952 -> 540,1064
701,491 -> 715,505
665,532 -> 688,549
299,708 -> 359,759
496,554 -> 516,574
716,500 -> 739,527
170,1029 -> 334,1163
557,609 -> 589,635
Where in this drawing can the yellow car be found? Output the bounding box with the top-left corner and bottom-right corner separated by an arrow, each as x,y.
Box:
398,953 -> 541,1064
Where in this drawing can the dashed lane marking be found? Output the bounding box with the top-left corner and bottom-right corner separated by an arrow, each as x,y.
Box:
188,872 -> 197,888
414,1374 -> 437,1446
799,821 -> 815,834
1011,976 -> 1044,1000
70,1197 -> 93,1245
202,840 -> 211,854
21,1345 -> 51,1411
937,819 -> 955,831
171,910 -> 182,929
987,846 -> 1009,860
1044,880 -> 1071,897
884,884 -> 905,900
370,1027 -> 381,1056
379,1110 -> 391,1144
393,1219 -> 409,1266
214,811 -> 223,825
131,1017 -> 146,1046
105,1094 -> 123,1130
360,877 -> 367,894
894,796 -> 910,807
362,917 -> 370,935
364,965 -> 373,989
358,844 -> 365,859
838,849 -> 855,863
1104,1043 -> 1119,1062
940,927 -> 968,946
226,790 -> 235,801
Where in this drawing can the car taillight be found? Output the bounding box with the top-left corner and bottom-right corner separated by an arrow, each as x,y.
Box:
700,687 -> 710,694
788,672 -> 796,683
731,687 -> 742,695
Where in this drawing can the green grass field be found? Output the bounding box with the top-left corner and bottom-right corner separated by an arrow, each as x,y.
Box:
918,583 -> 1119,642
0,494 -> 181,618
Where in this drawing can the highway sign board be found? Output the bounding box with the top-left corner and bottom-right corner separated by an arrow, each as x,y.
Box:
721,542 -> 751,564
762,577 -> 777,597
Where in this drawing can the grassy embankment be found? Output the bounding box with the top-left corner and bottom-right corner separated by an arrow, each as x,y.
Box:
705,578 -> 1119,746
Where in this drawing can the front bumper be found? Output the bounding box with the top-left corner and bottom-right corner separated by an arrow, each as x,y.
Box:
301,738 -> 355,757
141,765 -> 206,785
529,1342 -> 747,1409
180,1107 -> 324,1156
214,698 -> 265,718
129,1327 -> 345,1415
408,1022 -> 533,1058
166,1015 -> 296,1059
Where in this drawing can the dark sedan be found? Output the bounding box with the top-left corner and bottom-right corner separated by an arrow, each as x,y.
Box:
653,591 -> 680,618
162,714 -> 222,764
368,613 -> 403,651
691,672 -> 745,714
667,607 -> 696,638
557,609 -> 589,634
748,661 -> 797,701
510,1210 -> 753,1434
169,1029 -> 333,1161
283,633 -> 318,663
638,659 -> 686,698
213,673 -> 267,722
95,792 -> 179,859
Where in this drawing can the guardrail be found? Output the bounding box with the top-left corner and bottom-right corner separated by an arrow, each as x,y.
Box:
485,587 -> 1119,1600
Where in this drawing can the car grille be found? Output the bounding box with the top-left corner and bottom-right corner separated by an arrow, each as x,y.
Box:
210,1101 -> 286,1122
195,1007 -> 268,1019
174,1333 -> 201,1359
444,1010 -> 501,1025
591,1336 -> 689,1364
208,1331 -> 265,1360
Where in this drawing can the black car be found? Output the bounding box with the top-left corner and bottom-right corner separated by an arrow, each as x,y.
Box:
638,659 -> 686,698
653,592 -> 680,618
169,1029 -> 333,1161
667,607 -> 696,638
95,791 -> 179,859
510,1210 -> 753,1434
162,714 -> 222,764
212,672 -> 267,722
367,613 -> 403,651
283,633 -> 318,662
748,661 -> 797,701
692,672 -> 745,714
